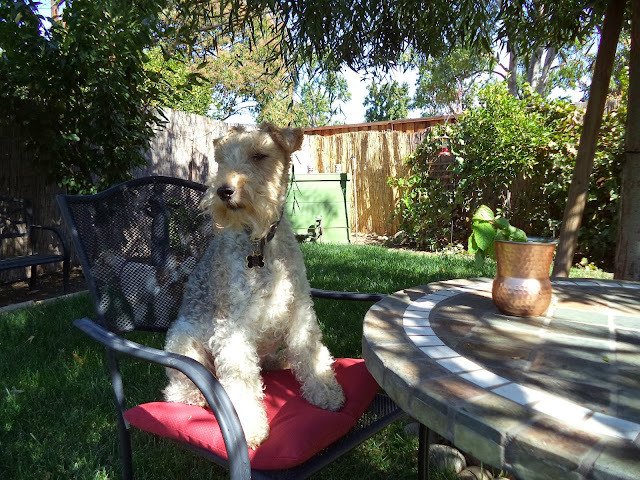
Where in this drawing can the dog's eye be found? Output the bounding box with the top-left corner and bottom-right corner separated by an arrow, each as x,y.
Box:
252,152 -> 268,162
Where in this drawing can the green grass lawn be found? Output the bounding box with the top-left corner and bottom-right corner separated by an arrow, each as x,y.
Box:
0,244 -> 612,479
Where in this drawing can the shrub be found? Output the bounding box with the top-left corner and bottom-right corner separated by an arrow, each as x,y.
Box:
391,81 -> 625,269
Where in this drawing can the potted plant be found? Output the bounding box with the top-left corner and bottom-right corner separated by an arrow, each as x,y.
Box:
468,205 -> 557,317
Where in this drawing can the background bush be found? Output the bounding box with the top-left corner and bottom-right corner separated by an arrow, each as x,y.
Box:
391,81 -> 625,270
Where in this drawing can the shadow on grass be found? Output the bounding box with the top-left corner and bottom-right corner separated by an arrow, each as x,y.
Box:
1,253 -> 428,479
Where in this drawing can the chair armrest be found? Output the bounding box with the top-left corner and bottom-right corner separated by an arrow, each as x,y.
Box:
310,288 -> 385,303
73,317 -> 251,479
30,225 -> 71,260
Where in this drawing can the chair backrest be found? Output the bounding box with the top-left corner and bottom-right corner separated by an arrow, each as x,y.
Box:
0,196 -> 33,248
0,196 -> 33,239
0,196 -> 33,257
58,176 -> 212,333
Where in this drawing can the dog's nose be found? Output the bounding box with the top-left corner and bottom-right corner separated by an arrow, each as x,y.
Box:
217,185 -> 235,201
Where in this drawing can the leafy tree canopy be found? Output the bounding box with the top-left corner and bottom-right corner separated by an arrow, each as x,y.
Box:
363,80 -> 411,122
144,47 -> 213,117
290,63 -> 351,127
165,0 -> 613,122
149,3 -> 350,126
413,48 -> 495,116
1,0 -> 163,194
205,1 -> 609,73
551,31 -> 631,101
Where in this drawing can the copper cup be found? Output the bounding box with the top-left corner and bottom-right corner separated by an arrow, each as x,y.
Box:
492,239 -> 557,317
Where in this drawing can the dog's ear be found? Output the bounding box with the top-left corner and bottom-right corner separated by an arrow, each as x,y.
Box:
214,126 -> 246,147
260,122 -> 304,154
229,125 -> 246,134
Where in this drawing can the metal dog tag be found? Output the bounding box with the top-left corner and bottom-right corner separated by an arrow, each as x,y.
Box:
247,253 -> 265,269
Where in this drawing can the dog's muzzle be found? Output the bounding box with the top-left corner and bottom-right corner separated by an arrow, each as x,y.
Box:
216,185 -> 243,210
217,185 -> 235,202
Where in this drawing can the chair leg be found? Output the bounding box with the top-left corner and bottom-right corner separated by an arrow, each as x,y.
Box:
118,415 -> 134,480
30,265 -> 37,290
418,423 -> 431,480
107,351 -> 134,480
62,259 -> 70,294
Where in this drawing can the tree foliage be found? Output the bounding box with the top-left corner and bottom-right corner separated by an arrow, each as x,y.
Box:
150,4 -> 351,126
1,0 -> 163,194
363,80 -> 411,122
551,32 -> 631,101
198,1 -> 610,76
144,47 -> 213,117
151,2 -> 292,121
413,49 -> 494,116
411,0 -> 623,114
293,65 -> 351,127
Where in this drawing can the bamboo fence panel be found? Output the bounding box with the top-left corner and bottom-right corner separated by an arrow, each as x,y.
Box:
306,130 -> 428,236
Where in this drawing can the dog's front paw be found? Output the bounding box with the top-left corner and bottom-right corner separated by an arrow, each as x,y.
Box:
302,378 -> 345,411
237,404 -> 270,448
163,379 -> 206,406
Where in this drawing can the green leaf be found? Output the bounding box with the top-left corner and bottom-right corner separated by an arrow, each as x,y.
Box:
511,229 -> 527,242
485,241 -> 495,259
471,221 -> 496,251
494,217 -> 510,230
472,205 -> 494,222
468,235 -> 478,255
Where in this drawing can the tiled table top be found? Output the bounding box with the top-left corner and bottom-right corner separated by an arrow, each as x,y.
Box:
362,278 -> 640,480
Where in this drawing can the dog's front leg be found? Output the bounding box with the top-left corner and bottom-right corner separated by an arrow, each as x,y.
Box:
286,305 -> 345,411
210,330 -> 270,448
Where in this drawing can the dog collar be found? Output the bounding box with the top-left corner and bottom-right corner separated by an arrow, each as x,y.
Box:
246,213 -> 282,269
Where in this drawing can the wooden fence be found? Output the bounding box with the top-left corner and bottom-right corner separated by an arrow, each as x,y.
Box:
134,108 -> 242,184
1,109 -> 444,283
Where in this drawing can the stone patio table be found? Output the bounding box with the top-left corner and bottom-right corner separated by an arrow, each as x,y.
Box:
362,278 -> 640,480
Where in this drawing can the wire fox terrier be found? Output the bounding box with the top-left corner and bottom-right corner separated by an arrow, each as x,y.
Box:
163,123 -> 345,448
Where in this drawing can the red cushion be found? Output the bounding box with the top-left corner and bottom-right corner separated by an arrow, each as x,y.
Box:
124,358 -> 380,470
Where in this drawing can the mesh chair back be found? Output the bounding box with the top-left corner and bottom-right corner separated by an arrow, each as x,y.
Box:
0,196 -> 32,240
58,176 -> 212,333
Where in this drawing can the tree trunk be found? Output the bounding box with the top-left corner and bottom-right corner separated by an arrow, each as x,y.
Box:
552,0 -> 626,277
536,46 -> 556,96
614,0 -> 640,280
507,44 -> 519,97
527,47 -> 543,91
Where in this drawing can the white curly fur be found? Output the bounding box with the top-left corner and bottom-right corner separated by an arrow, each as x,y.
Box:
163,123 -> 344,448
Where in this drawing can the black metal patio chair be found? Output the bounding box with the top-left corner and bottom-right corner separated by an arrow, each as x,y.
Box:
57,175 -> 405,480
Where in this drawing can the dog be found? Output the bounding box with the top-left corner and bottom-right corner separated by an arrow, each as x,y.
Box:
163,123 -> 345,448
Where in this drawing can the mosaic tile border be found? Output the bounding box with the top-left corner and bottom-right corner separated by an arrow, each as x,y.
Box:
402,279 -> 640,442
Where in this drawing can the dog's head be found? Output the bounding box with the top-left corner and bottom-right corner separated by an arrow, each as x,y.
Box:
201,123 -> 303,239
